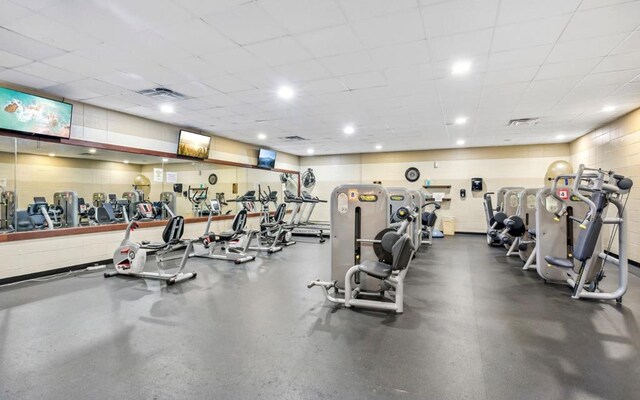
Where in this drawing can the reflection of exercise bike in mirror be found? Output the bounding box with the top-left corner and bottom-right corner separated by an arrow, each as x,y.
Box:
215,192 -> 232,215
0,187 -> 16,233
246,185 -> 295,253
105,203 -> 203,285
186,186 -> 210,217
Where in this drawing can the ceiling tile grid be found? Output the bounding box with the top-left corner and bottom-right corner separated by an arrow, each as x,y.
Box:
0,0 -> 638,155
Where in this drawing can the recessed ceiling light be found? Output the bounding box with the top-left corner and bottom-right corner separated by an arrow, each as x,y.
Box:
555,134 -> 565,140
160,104 -> 175,113
278,85 -> 295,100
455,116 -> 468,125
456,139 -> 465,146
343,125 -> 355,135
162,158 -> 169,162
307,148 -> 314,154
375,144 -> 382,150
601,105 -> 615,112
48,153 -> 55,157
452,60 -> 472,75
123,160 -> 129,164
257,132 -> 267,140
88,148 -> 97,154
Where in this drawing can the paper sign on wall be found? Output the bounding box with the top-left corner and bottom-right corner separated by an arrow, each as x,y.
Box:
153,168 -> 163,182
433,192 -> 445,202
166,172 -> 178,183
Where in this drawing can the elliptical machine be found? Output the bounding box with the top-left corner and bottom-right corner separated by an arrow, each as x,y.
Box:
105,203 -> 202,285
246,185 -> 294,253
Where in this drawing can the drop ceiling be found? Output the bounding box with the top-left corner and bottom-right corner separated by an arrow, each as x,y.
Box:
0,0 -> 639,156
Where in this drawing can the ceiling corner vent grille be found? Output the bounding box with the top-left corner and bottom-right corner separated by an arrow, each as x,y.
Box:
507,117 -> 540,126
137,87 -> 188,101
279,135 -> 308,141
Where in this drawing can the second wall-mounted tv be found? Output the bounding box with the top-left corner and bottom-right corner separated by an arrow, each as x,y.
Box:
0,87 -> 72,138
177,130 -> 211,159
257,148 -> 276,169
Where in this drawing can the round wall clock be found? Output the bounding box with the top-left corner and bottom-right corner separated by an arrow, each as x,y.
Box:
405,167 -> 420,182
208,173 -> 218,185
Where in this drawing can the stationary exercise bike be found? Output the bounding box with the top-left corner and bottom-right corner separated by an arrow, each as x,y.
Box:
105,203 -> 205,285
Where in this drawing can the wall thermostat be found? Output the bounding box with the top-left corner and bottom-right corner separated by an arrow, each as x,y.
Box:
471,177 -> 483,191
460,189 -> 466,198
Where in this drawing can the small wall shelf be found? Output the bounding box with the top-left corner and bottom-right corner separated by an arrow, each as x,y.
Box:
425,197 -> 451,202
422,185 -> 451,189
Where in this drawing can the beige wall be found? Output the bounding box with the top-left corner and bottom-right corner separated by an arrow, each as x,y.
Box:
301,144 -> 571,232
570,108 -> 640,262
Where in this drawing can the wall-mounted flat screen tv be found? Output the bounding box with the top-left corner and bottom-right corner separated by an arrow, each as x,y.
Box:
0,87 -> 72,138
257,148 -> 276,169
177,130 -> 211,159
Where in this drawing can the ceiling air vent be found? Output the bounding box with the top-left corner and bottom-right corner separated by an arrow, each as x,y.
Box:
507,117 -> 540,126
279,135 -> 308,141
137,87 -> 188,101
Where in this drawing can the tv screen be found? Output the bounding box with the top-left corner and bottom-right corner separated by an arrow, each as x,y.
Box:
257,148 -> 276,169
177,130 -> 211,159
0,87 -> 72,138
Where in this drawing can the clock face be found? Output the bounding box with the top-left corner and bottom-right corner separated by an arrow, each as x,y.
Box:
208,173 -> 218,185
405,167 -> 420,182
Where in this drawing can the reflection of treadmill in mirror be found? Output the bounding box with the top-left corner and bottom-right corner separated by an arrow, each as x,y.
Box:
282,190 -> 326,243
298,190 -> 329,226
229,191 -> 256,212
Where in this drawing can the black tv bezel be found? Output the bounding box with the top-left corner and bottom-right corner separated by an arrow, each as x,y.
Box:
177,129 -> 211,160
0,86 -> 73,140
257,148 -> 276,170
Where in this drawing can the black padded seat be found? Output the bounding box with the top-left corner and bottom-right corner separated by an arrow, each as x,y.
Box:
357,260 -> 392,279
544,256 -> 574,269
217,231 -> 239,241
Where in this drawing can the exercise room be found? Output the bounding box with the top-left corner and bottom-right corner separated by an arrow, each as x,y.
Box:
1,1 -> 639,399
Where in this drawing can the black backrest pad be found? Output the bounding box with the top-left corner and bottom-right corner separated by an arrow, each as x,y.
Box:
102,203 -> 116,220
391,235 -> 415,271
232,209 -> 248,232
574,217 -> 603,262
381,231 -> 401,254
16,210 -> 34,231
162,216 -> 184,243
274,203 -> 286,222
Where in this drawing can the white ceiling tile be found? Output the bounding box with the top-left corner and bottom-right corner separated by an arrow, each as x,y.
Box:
161,56 -> 227,82
0,69 -> 59,89
611,30 -> 640,55
168,81 -> 220,98
84,94 -> 138,111
429,29 -> 493,62
244,36 -> 313,67
65,79 -> 125,97
106,0 -> 193,31
369,40 -> 430,69
319,51 -> 377,76
200,47 -> 269,74
492,15 -> 570,52
12,62 -> 85,84
274,60 -> 332,83
383,64 -> 433,84
258,0 -> 346,34
0,49 -> 31,68
497,0 -> 580,24
578,0 -> 637,10
592,51 -> 640,73
421,0 -> 500,37
561,1 -> 640,41
351,9 -> 425,49
487,45 -> 553,71
177,0 -> 249,15
200,74 -> 255,93
44,83 -> 101,101
43,52 -> 117,78
0,1 -> 31,25
154,18 -> 236,55
340,71 -> 387,90
579,69 -> 640,87
547,33 -> 628,63
300,78 -> 349,95
95,71 -> 156,92
0,27 -> 66,61
294,24 -> 364,58
337,0 -> 417,21
483,66 -> 539,86
232,68 -> 286,90
202,2 -> 287,45
536,58 -> 602,80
